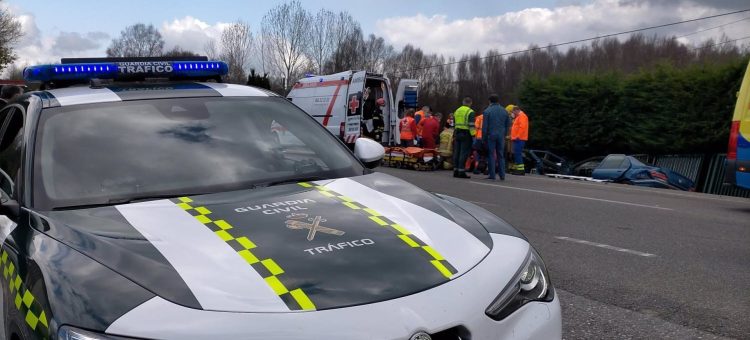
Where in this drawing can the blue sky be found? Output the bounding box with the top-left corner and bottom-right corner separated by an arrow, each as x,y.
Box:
7,0 -> 750,68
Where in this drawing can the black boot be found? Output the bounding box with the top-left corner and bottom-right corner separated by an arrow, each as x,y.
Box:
457,171 -> 471,179
453,170 -> 459,177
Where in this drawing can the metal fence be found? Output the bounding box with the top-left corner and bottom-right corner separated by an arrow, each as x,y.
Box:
701,154 -> 750,198
652,155 -> 704,182
645,153 -> 750,198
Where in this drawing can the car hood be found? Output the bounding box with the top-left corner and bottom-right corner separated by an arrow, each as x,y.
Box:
36,173 -> 494,313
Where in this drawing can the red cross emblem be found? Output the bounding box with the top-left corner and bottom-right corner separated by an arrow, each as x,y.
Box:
348,95 -> 360,114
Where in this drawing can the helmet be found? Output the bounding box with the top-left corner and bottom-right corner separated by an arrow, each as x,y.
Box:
505,104 -> 515,113
376,98 -> 385,106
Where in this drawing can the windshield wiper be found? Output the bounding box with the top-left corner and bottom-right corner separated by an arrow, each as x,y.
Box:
264,176 -> 326,188
52,192 -> 211,211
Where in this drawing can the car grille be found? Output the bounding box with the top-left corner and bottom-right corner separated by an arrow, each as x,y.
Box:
431,325 -> 471,340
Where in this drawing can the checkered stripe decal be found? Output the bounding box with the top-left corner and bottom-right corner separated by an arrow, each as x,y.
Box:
172,197 -> 316,311
1,250 -> 49,337
299,182 -> 458,278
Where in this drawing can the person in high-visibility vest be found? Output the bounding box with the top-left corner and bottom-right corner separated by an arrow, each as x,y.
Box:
452,97 -> 476,178
508,104 -> 529,175
399,109 -> 417,147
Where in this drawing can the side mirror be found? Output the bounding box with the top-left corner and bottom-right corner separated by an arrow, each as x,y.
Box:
354,138 -> 384,169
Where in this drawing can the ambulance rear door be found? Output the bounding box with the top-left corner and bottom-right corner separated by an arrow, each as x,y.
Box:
287,71 -> 351,137
395,79 -> 420,119
343,71 -> 367,144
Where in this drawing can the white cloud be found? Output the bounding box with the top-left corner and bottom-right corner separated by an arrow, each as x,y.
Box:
160,16 -> 232,54
11,10 -> 109,69
375,0 -> 750,57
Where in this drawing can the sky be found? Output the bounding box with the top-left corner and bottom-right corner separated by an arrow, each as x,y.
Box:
6,0 -> 750,69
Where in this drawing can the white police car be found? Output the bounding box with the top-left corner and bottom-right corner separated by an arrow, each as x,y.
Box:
0,57 -> 561,339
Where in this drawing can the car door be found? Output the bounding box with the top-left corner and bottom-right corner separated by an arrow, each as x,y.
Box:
592,154 -> 629,180
343,71 -> 367,144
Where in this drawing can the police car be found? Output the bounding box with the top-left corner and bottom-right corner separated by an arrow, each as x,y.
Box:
0,57 -> 561,339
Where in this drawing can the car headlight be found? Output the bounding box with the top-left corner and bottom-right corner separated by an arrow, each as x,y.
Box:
485,247 -> 554,320
59,326 -> 134,340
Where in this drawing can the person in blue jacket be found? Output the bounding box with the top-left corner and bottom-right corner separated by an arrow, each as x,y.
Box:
481,94 -> 511,180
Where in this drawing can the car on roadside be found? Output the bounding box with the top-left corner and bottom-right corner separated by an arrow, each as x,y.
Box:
1,57 -> 562,339
523,150 -> 571,175
592,154 -> 695,191
570,156 -> 605,177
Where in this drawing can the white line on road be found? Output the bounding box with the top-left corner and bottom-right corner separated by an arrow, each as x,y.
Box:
554,236 -> 657,257
470,181 -> 674,211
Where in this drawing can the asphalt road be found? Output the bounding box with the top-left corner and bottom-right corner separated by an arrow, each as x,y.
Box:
378,167 -> 750,340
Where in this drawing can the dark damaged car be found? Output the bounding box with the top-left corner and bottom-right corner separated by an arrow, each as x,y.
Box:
1,58 -> 561,339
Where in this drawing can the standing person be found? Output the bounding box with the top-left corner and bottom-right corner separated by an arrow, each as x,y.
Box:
421,111 -> 440,149
452,97 -> 476,178
414,106 -> 429,146
508,105 -> 529,175
399,109 -> 417,147
471,110 -> 484,174
0,85 -> 23,107
482,95 -> 511,180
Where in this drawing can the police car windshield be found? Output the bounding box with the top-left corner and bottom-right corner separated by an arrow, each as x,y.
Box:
33,96 -> 362,210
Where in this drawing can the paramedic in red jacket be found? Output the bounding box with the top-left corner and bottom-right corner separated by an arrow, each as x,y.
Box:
421,111 -> 440,149
399,109 -> 418,147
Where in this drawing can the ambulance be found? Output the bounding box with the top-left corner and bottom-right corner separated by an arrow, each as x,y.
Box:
287,71 -> 419,145
726,59 -> 750,190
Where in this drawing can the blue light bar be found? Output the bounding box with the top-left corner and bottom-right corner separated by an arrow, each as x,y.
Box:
23,59 -> 229,84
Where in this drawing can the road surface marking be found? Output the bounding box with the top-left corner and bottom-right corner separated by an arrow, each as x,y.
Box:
554,236 -> 657,257
470,181 -> 674,211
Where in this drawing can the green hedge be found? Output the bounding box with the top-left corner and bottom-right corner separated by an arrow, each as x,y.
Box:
518,58 -> 748,159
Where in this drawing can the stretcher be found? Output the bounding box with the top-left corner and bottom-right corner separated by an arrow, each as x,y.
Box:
382,147 -> 439,171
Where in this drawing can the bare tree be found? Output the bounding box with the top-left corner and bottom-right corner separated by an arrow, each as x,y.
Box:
5,62 -> 24,80
307,9 -> 336,74
106,23 -> 165,57
0,6 -> 22,73
261,1 -> 310,90
162,46 -> 200,58
219,21 -> 254,84
204,40 -> 219,60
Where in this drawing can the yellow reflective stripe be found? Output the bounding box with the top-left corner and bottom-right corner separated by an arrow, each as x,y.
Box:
0,250 -> 49,333
309,187 -> 458,279
422,246 -> 444,261
195,215 -> 212,224
238,249 -> 259,264
363,208 -> 380,216
399,234 -> 420,247
343,202 -> 361,210
235,236 -> 256,249
262,259 -> 284,276
22,290 -> 33,307
290,288 -> 316,310
195,206 -> 211,215
369,216 -> 389,226
215,230 -> 234,241
391,224 -> 411,235
319,191 -> 335,198
265,276 -> 289,295
173,199 -> 316,311
178,197 -> 193,203
431,260 -> 453,278
214,220 -> 233,230
298,182 -> 313,188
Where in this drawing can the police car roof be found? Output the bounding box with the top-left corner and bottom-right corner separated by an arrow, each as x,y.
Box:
38,82 -> 276,108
